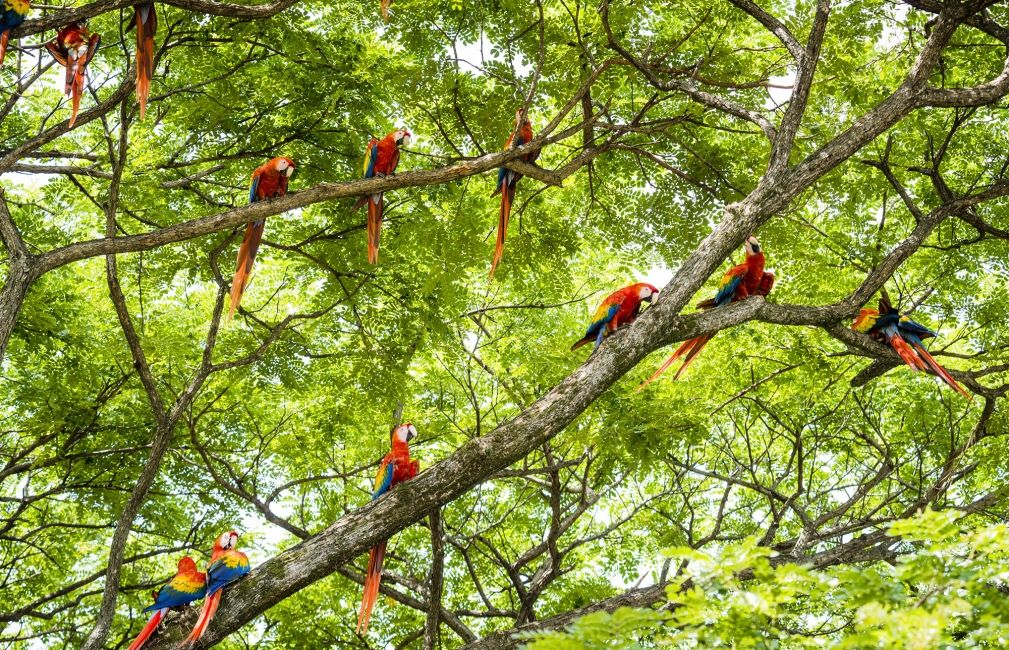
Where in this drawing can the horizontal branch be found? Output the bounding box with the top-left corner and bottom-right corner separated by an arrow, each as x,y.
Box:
33,134 -> 577,274
11,0 -> 301,39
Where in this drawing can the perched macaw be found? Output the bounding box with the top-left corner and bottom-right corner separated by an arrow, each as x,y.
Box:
183,531 -> 251,647
852,296 -> 970,397
354,129 -> 411,264
127,556 -> 207,650
639,235 -> 773,389
380,0 -> 392,20
0,0 -> 29,67
45,22 -> 101,128
129,2 -> 157,120
571,283 -> 659,351
489,110 -> 538,278
357,422 -> 420,635
229,157 -> 295,318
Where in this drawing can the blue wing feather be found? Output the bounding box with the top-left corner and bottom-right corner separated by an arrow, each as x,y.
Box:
373,461 -> 395,499
205,556 -> 250,597
248,173 -> 260,205
585,304 -> 620,338
713,275 -> 743,306
897,318 -> 936,340
365,143 -> 379,179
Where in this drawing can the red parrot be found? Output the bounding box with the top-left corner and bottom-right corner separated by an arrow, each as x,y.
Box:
131,2 -> 157,120
183,531 -> 251,648
229,157 -> 295,318
571,283 -> 659,351
0,0 -> 30,67
380,0 -> 391,20
489,109 -> 538,278
127,556 -> 206,650
638,236 -> 773,389
45,22 -> 101,128
355,129 -> 411,264
852,296 -> 970,397
357,422 -> 420,635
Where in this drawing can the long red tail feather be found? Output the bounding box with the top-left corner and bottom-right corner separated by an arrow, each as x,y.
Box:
69,72 -> 83,127
889,335 -> 927,371
673,333 -> 715,380
380,0 -> 392,19
367,195 -> 383,264
489,184 -> 513,278
912,342 -> 971,398
357,541 -> 386,634
0,32 -> 9,68
636,337 -> 702,392
127,610 -> 164,650
229,220 -> 265,318
185,590 -> 220,647
136,6 -> 155,119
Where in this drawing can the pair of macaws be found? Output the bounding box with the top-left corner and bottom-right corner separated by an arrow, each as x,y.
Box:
37,5 -> 155,128
351,110 -> 535,274
573,237 -> 771,386
128,531 -> 251,650
852,296 -> 969,397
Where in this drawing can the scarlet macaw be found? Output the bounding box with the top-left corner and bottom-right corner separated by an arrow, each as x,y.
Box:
45,22 -> 101,128
639,235 -> 773,388
380,0 -> 391,20
127,556 -> 207,650
0,0 -> 29,67
229,157 -> 295,318
129,2 -> 157,120
357,422 -> 420,634
355,129 -> 411,264
851,296 -> 970,397
571,283 -> 659,351
183,531 -> 251,647
489,109 -> 538,278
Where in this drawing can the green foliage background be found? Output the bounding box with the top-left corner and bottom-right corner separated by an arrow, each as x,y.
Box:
2,0 -> 1009,647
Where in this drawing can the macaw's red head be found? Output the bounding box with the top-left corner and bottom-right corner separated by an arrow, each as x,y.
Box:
273,157 -> 295,178
391,422 -> 417,444
743,235 -> 761,257
392,129 -> 411,148
214,530 -> 240,552
177,556 -> 199,573
637,283 -> 659,303
514,108 -> 532,127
